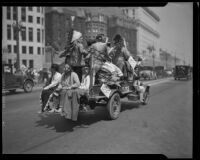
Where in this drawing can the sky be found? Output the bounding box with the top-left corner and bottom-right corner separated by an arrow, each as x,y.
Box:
150,2 -> 193,65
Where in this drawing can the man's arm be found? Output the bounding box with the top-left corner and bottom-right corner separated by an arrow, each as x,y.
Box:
71,72 -> 80,89
44,73 -> 62,90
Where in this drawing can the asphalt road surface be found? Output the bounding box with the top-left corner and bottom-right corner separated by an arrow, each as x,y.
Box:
2,78 -> 192,157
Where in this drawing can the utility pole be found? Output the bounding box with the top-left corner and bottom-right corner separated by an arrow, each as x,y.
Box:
12,7 -> 23,71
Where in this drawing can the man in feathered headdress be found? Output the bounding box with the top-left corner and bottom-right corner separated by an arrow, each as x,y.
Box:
59,29 -> 88,67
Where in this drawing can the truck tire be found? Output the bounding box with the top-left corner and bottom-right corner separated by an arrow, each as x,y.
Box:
107,93 -> 121,120
23,80 -> 33,93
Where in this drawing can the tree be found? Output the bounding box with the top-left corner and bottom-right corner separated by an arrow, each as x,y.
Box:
147,45 -> 156,70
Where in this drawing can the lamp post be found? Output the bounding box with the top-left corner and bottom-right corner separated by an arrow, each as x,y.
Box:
12,8 -> 23,71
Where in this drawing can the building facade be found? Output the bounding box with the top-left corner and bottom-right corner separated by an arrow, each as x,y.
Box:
121,7 -> 161,66
108,15 -> 137,56
2,6 -> 45,71
45,7 -> 87,67
85,11 -> 108,40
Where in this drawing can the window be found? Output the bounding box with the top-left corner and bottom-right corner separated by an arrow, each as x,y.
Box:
42,29 -> 44,42
37,17 -> 40,24
7,45 -> 12,53
29,60 -> 34,68
8,59 -> 12,64
37,7 -> 40,12
21,7 -> 26,22
22,46 -> 26,54
28,15 -> 33,23
42,17 -> 44,25
22,59 -> 27,67
41,7 -> 43,13
28,7 -> 33,11
13,7 -> 17,20
13,27 -> 17,40
37,29 -> 40,42
42,47 -> 44,55
21,27 -> 26,41
7,7 -> 11,20
7,25 -> 11,40
28,27 -> 33,42
29,46 -> 33,54
37,47 -> 41,55
14,45 -> 17,53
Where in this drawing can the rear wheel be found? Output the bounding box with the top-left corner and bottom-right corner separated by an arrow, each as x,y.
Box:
23,80 -> 33,93
107,93 -> 121,120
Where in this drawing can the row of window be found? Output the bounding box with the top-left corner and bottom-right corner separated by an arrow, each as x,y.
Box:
7,44 -> 44,55
7,25 -> 44,43
6,7 -> 44,24
8,59 -> 34,68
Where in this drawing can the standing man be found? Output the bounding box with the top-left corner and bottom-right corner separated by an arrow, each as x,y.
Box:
109,34 -> 131,80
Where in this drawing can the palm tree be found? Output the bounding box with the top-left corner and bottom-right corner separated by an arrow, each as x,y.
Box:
147,45 -> 156,70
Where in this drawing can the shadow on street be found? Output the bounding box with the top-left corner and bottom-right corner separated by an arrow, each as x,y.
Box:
35,101 -> 140,133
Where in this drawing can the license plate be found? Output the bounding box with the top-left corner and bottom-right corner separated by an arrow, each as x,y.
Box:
100,84 -> 111,98
122,86 -> 129,92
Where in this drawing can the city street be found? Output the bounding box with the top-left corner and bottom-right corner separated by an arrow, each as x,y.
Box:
2,78 -> 192,157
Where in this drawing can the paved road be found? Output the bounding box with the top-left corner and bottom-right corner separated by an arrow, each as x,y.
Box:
2,78 -> 192,157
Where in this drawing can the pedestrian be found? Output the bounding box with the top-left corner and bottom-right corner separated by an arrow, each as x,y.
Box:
38,64 -> 62,114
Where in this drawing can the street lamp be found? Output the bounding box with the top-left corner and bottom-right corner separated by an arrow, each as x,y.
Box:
12,8 -> 23,71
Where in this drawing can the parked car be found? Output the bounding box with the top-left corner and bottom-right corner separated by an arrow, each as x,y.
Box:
2,64 -> 34,93
164,69 -> 173,77
174,65 -> 192,80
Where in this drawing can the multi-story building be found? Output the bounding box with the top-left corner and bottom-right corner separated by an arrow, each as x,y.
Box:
85,11 -> 108,40
108,15 -> 137,56
45,7 -> 87,67
121,7 -> 161,66
2,6 -> 45,71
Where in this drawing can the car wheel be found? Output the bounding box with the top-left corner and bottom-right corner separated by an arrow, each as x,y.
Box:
107,93 -> 121,120
23,80 -> 33,93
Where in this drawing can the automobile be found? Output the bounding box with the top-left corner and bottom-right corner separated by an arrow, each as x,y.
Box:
164,69 -> 173,77
2,64 -> 34,93
139,66 -> 157,80
45,53 -> 150,120
174,65 -> 192,80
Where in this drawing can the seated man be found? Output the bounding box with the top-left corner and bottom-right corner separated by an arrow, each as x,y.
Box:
78,66 -> 90,111
38,64 -> 62,113
133,67 -> 145,103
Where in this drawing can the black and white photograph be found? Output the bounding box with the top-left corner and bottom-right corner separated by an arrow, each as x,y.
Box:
2,3 -> 195,157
